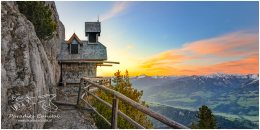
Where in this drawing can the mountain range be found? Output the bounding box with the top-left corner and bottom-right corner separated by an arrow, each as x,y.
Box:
130,73 -> 259,128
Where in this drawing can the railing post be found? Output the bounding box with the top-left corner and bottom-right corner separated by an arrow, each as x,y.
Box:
77,79 -> 83,105
87,82 -> 91,99
87,84 -> 90,96
111,95 -> 119,129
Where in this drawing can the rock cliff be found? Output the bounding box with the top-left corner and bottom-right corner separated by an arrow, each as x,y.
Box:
1,1 -> 64,128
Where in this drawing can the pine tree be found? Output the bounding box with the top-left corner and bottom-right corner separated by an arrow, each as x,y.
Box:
17,1 -> 57,39
92,70 -> 153,128
191,105 -> 217,129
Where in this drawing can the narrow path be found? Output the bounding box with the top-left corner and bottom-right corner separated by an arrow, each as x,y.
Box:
44,105 -> 96,129
44,85 -> 97,129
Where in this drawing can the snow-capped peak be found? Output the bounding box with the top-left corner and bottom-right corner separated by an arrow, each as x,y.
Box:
248,74 -> 259,80
204,73 -> 259,80
136,74 -> 148,79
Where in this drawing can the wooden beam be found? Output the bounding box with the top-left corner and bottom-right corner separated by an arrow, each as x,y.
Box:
103,61 -> 120,64
59,60 -> 104,63
96,64 -> 113,66
58,59 -> 119,64
77,80 -> 83,105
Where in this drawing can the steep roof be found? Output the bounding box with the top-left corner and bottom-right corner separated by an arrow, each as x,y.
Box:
85,22 -> 101,32
58,41 -> 107,61
67,33 -> 81,44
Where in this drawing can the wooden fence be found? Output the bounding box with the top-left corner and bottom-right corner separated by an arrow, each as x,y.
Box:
77,77 -> 189,129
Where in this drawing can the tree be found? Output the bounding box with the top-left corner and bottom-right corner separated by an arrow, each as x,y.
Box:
17,1 -> 57,39
92,70 -> 153,128
191,105 -> 217,129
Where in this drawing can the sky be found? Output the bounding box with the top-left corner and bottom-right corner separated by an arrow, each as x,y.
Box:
55,1 -> 259,76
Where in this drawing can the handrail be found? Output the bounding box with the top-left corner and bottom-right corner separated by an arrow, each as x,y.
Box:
86,90 -> 145,129
78,77 -> 189,129
86,77 -> 111,81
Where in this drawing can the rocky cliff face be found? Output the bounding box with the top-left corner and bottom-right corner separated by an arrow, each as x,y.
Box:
1,1 -> 64,128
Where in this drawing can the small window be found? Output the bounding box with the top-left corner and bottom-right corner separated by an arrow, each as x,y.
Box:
70,39 -> 79,54
71,44 -> 78,54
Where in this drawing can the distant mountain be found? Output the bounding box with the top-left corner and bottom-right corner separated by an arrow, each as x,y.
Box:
130,73 -> 259,128
149,104 -> 258,129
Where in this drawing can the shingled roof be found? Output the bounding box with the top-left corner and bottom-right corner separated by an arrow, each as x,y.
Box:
58,41 -> 107,61
67,33 -> 81,44
85,22 -> 101,32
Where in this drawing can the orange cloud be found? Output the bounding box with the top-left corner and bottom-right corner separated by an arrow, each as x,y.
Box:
183,31 -> 258,57
140,54 -> 258,76
141,50 -> 190,68
202,54 -> 259,75
140,31 -> 259,76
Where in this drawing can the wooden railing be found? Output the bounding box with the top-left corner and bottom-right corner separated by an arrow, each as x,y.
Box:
77,77 -> 189,129
87,76 -> 111,86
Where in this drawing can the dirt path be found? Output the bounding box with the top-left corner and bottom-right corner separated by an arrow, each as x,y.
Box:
43,105 -> 97,129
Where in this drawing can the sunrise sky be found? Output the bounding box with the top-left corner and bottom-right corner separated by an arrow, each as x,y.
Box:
55,1 -> 259,76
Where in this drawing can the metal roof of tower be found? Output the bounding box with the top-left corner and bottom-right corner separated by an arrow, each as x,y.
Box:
85,22 -> 101,33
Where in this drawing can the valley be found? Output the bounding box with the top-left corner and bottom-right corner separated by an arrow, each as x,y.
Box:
130,73 -> 259,128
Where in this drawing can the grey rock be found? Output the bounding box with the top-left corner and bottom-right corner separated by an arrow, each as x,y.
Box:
1,1 -> 64,128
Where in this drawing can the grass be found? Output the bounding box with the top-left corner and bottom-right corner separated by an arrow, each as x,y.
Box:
247,110 -> 259,116
237,97 -> 259,107
164,98 -> 197,103
148,101 -> 259,125
191,91 -> 212,98
242,115 -> 259,124
214,112 -> 259,123
159,91 -> 186,98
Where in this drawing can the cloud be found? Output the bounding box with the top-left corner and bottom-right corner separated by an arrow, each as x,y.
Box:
101,2 -> 130,21
182,31 -> 258,57
140,54 -> 259,76
141,50 -> 190,68
202,54 -> 259,74
140,31 -> 259,75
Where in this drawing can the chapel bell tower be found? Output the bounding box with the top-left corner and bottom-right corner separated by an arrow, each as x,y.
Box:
85,22 -> 101,43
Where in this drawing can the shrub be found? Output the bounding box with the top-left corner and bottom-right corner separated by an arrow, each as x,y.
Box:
17,1 -> 57,39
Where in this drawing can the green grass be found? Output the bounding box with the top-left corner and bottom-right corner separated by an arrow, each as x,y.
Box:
228,95 -> 237,102
159,91 -> 186,98
247,110 -> 259,116
191,91 -> 212,98
242,115 -> 259,124
164,98 -> 197,103
237,97 -> 259,107
214,112 -> 259,123
148,102 -> 259,125
215,112 -> 241,121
